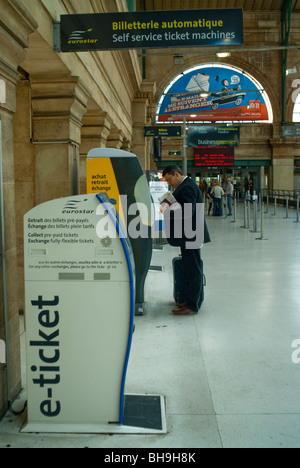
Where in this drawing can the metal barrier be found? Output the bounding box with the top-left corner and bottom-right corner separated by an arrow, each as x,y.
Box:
256,199 -> 267,241
225,188 -> 300,242
262,189 -> 300,223
295,195 -> 300,224
234,189 -> 300,224
207,188 -> 300,233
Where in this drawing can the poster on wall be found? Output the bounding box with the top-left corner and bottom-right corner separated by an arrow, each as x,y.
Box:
156,64 -> 270,123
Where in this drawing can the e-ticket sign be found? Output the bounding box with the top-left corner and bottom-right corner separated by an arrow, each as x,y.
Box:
60,9 -> 243,52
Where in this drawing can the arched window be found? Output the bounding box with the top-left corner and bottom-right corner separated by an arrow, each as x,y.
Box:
156,63 -> 273,124
292,91 -> 300,122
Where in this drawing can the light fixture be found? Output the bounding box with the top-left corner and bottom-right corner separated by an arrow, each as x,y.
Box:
216,52 -> 231,58
286,66 -> 297,75
174,55 -> 184,65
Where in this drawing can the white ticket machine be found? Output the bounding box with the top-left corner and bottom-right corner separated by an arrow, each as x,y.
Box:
22,194 -> 135,433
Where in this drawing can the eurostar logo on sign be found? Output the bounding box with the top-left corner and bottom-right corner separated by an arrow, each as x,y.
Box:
60,9 -> 243,52
67,28 -> 99,46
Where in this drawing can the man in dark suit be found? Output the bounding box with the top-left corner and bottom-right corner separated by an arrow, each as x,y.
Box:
162,165 -> 210,316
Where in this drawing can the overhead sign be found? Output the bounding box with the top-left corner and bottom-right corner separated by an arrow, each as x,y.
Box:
144,126 -> 182,137
157,64 -> 270,123
188,126 -> 240,147
60,9 -> 243,52
195,147 -> 235,167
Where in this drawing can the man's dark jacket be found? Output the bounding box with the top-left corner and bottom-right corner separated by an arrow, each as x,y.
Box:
164,177 -> 211,248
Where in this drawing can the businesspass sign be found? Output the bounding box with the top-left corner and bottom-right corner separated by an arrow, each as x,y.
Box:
60,9 -> 243,52
188,126 -> 240,147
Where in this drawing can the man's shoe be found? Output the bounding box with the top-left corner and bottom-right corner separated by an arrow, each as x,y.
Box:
175,302 -> 186,308
172,307 -> 198,316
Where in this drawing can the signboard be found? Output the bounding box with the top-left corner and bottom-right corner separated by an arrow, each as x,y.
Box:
157,64 -> 270,123
195,147 -> 235,167
149,180 -> 169,231
60,9 -> 243,52
144,126 -> 182,137
188,126 -> 240,147
282,125 -> 300,137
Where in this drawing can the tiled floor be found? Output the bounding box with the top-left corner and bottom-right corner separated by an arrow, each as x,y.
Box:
1,201 -> 300,448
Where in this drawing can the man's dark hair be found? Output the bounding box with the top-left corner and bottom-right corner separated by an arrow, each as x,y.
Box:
162,165 -> 183,177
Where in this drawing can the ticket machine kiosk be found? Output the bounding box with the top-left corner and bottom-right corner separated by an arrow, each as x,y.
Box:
22,194 -> 135,433
86,148 -> 153,315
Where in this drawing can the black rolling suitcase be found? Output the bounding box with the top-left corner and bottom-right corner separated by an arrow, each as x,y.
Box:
172,256 -> 206,307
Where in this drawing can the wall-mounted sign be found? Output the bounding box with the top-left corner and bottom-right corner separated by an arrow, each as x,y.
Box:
195,147 -> 235,167
188,126 -> 240,147
157,64 -> 270,123
282,125 -> 300,137
60,9 -> 243,52
144,126 -> 182,137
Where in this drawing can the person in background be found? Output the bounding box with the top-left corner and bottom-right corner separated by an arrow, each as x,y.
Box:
206,182 -> 214,216
224,177 -> 234,216
211,181 -> 224,216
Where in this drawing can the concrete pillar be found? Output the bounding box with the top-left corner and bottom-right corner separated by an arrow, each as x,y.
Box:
31,77 -> 89,203
81,111 -> 113,154
14,79 -> 35,314
107,125 -> 124,149
79,111 -> 113,193
0,0 -> 37,416
270,138 -> 295,190
131,80 -> 156,171
132,97 -> 149,171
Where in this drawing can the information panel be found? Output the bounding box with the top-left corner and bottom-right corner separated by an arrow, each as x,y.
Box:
188,126 -> 240,147
60,9 -> 243,52
144,126 -> 182,137
195,147 -> 234,167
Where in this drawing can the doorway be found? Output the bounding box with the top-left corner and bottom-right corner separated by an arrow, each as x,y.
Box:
189,167 -> 261,198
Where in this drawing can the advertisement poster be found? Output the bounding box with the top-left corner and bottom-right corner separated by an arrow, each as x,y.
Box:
157,64 -> 270,123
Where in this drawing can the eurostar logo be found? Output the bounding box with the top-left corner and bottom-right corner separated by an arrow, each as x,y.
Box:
67,28 -> 99,45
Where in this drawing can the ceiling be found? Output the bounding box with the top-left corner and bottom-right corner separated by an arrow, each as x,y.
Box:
136,0 -> 300,12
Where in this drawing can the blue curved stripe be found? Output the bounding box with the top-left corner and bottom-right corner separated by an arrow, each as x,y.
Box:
96,194 -> 135,425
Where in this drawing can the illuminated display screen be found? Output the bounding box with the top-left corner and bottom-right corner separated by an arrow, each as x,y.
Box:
195,147 -> 235,167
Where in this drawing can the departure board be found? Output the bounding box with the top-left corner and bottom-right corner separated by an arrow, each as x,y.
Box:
195,147 -> 234,167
